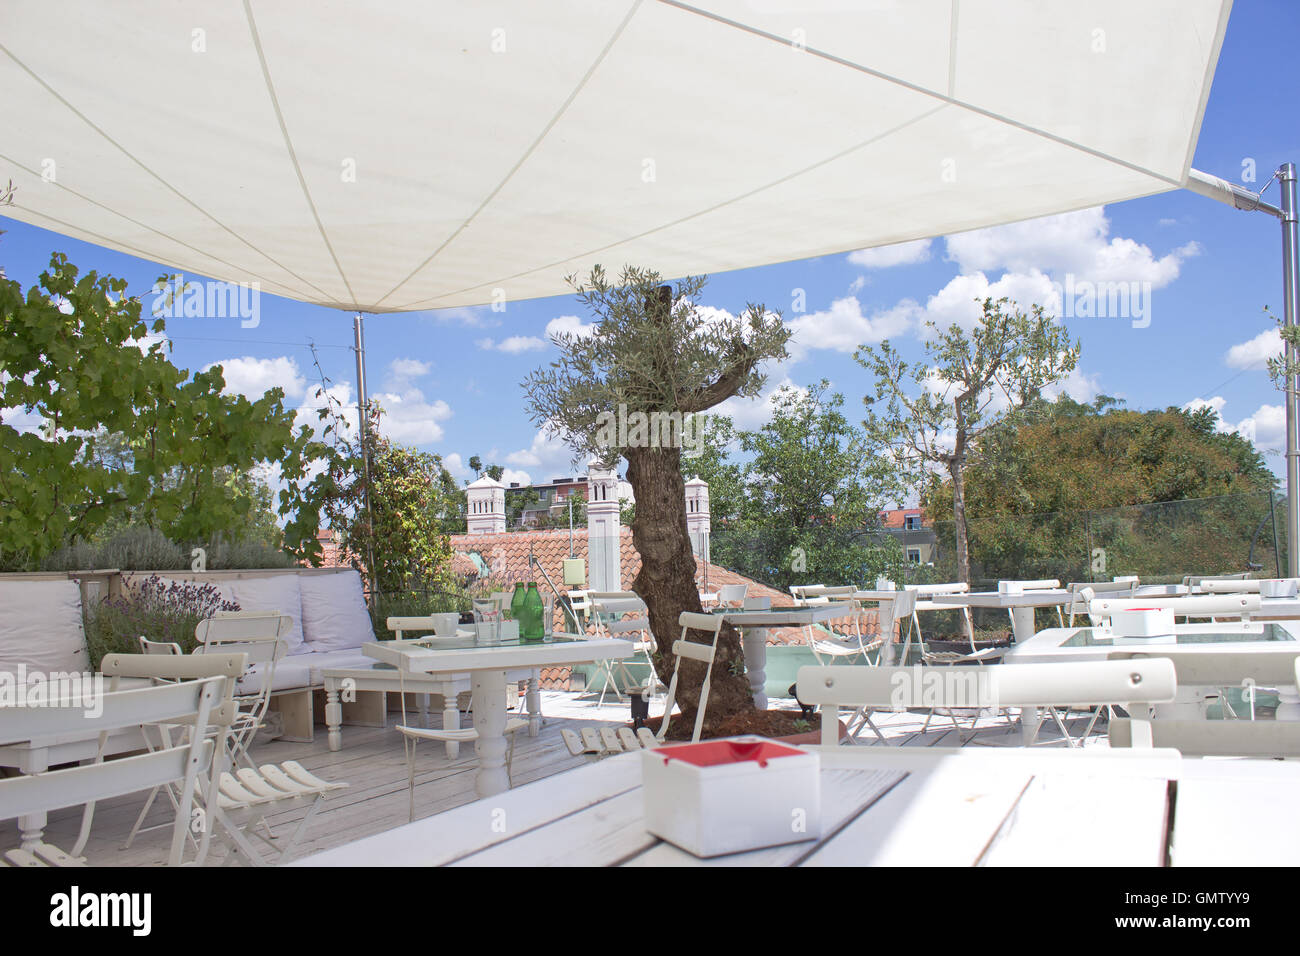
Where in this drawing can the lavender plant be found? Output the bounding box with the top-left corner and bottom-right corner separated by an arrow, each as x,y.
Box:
84,575 -> 240,668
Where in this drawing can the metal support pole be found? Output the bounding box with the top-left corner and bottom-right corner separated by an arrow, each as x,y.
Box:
1188,165 -> 1296,574
353,313 -> 376,595
1281,163 -> 1300,576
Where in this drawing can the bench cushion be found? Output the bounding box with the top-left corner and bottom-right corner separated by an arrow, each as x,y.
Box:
227,576 -> 306,655
242,648 -> 376,694
300,570 -> 375,652
0,579 -> 89,676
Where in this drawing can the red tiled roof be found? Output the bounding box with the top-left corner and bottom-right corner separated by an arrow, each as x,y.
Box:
878,508 -> 929,529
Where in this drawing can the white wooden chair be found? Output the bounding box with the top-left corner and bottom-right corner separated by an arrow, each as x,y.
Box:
0,665 -> 234,867
796,659 -> 1177,748
590,596 -> 656,706
1109,651 -> 1300,756
806,598 -> 884,669
561,725 -> 662,761
1090,594 -> 1261,626
102,653 -> 347,866
659,611 -> 727,744
717,583 -> 748,608
194,611 -> 293,771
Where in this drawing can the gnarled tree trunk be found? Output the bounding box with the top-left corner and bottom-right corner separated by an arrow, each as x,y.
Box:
625,443 -> 752,729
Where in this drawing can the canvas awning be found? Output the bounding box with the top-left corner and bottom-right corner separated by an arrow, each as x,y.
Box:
0,0 -> 1232,311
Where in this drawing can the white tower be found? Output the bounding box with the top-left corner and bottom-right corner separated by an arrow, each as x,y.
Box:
466,474 -> 506,534
685,477 -> 711,562
586,460 -> 621,591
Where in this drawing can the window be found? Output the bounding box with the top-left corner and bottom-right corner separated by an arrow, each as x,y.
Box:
907,548 -> 922,563
904,514 -> 921,531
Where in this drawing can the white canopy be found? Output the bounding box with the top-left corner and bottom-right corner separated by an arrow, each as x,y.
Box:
0,1 -> 1231,312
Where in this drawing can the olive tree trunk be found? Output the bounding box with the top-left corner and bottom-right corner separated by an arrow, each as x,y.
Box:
625,443 -> 753,728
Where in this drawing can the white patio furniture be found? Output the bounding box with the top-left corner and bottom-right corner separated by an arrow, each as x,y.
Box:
101,653 -> 347,866
0,666 -> 232,867
717,583 -> 748,608
721,602 -> 861,709
1089,594 -> 1261,625
590,596 -> 656,706
660,611 -> 727,744
561,725 -> 661,761
365,634 -> 634,798
929,587 -> 1074,643
194,611 -> 294,771
293,744 -> 1211,868
796,659 -> 1177,748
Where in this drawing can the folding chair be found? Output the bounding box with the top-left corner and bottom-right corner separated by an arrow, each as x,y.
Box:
0,666 -> 233,867
194,611 -> 293,771
796,659 -> 1176,749
717,583 -> 748,608
659,611 -> 727,743
590,596 -> 656,706
561,725 -> 662,761
102,654 -> 346,866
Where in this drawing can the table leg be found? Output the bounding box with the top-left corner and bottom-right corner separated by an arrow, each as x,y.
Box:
741,627 -> 769,711
325,685 -> 343,753
526,672 -> 541,737
18,748 -> 49,851
878,602 -> 898,665
442,699 -> 461,760
472,671 -> 510,798
1009,606 -> 1036,643
1020,706 -> 1041,745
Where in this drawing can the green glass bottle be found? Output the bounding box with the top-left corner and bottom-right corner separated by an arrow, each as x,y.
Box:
510,583 -> 527,636
523,583 -> 545,642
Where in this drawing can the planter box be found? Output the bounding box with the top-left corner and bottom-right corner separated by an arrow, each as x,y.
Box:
642,736 -> 820,858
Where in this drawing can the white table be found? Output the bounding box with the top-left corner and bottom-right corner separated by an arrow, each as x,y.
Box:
929,589 -> 1073,642
365,635 -> 633,798
321,662 -> 542,758
720,603 -> 860,709
294,744 -> 1238,867
1005,621 -> 1300,742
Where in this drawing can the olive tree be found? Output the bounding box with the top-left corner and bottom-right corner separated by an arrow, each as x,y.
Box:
855,296 -> 1079,582
523,265 -> 790,726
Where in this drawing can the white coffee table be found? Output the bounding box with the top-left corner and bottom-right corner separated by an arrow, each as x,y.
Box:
321,662 -> 541,758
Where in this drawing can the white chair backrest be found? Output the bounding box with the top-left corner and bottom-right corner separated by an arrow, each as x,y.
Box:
594,597 -> 647,617
100,652 -> 247,729
195,611 -> 293,665
905,582 -> 970,596
1090,594 -> 1260,621
718,583 -> 748,606
138,636 -> 182,656
742,596 -> 771,611
587,590 -> 639,602
1201,579 -> 1261,594
820,586 -> 857,598
1069,580 -> 1134,598
1108,647 -> 1300,687
1183,572 -> 1249,588
891,589 -> 918,617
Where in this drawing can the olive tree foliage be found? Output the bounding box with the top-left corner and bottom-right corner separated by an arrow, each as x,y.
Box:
855,296 -> 1079,582
522,265 -> 791,725
0,254 -> 332,570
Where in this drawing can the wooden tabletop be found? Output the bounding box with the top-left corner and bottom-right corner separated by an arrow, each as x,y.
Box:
289,743 -> 1294,868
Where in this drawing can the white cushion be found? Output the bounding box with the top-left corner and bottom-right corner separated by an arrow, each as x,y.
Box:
299,570 -> 375,653
0,579 -> 89,675
226,576 -> 306,655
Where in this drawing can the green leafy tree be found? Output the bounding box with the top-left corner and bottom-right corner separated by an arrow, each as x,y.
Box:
523,265 -> 790,727
0,253 -> 329,570
709,384 -> 904,590
856,297 -> 1079,582
923,396 -> 1277,580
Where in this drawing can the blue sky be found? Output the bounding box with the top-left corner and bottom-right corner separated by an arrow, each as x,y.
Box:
2,0 -> 1297,492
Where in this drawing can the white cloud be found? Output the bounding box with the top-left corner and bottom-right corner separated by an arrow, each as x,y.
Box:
442,452 -> 470,480
1225,328 -> 1281,370
389,358 -> 431,379
847,238 -> 932,269
500,468 -> 533,487
1183,396 -> 1286,455
945,207 -> 1198,288
545,314 -> 598,339
425,305 -> 498,328
294,378 -> 453,446
476,335 -> 547,354
203,356 -> 307,400
505,428 -> 575,474
786,296 -> 919,357
715,377 -> 808,431
923,270 -> 1062,330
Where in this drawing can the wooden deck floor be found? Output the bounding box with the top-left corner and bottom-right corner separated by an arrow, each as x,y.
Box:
1,692 -> 1096,866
